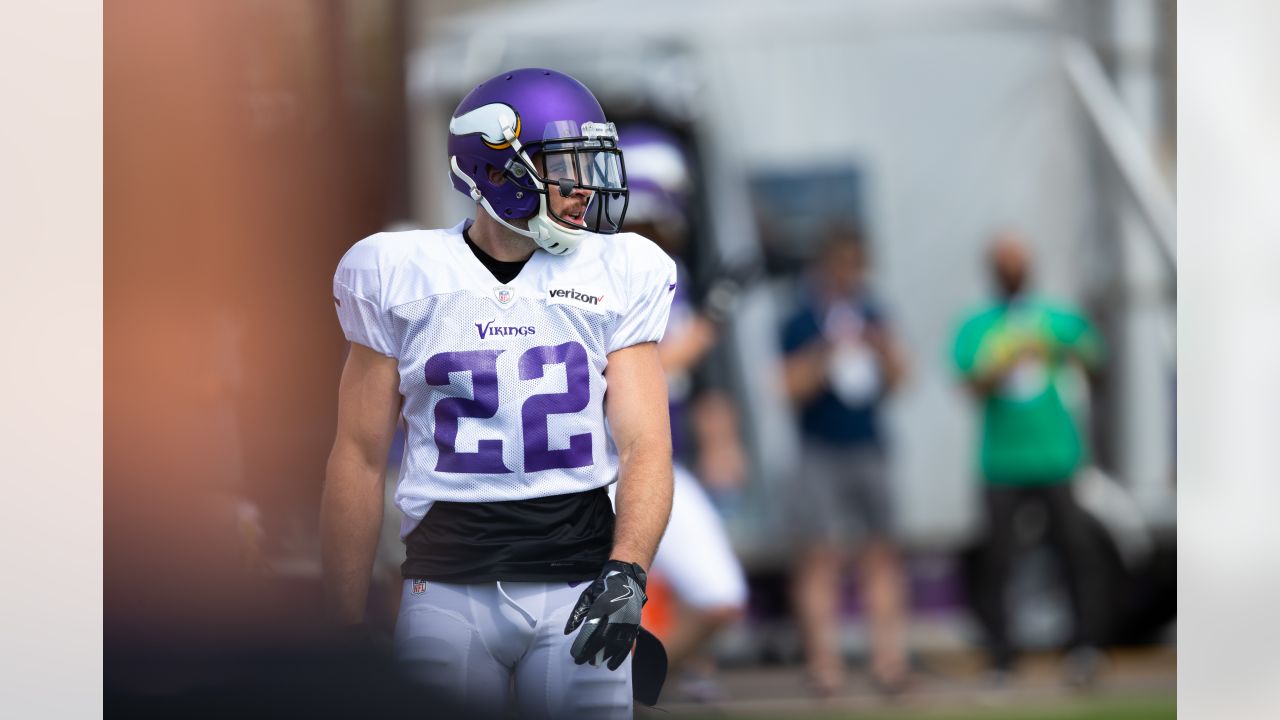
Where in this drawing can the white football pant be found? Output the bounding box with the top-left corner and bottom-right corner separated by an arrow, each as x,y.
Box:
395,579 -> 633,719
651,464 -> 748,610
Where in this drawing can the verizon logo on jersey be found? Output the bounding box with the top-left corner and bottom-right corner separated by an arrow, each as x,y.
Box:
475,319 -> 536,339
549,288 -> 603,305
546,286 -> 607,314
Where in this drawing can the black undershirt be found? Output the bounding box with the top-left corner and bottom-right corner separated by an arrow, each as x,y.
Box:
403,488 -> 615,583
464,227 -> 530,284
401,228 -> 615,583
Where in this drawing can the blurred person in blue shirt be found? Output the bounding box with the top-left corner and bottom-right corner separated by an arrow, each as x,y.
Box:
781,225 -> 910,695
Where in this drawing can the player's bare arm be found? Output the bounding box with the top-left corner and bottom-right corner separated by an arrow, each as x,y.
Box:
692,390 -> 748,490
656,314 -> 716,375
563,339 -> 672,671
604,340 -> 674,571
320,342 -> 402,625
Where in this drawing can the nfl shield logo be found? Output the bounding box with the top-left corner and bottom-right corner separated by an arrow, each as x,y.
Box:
494,286 -> 515,305
411,579 -> 427,595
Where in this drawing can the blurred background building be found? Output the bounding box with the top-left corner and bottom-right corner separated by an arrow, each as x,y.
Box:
105,0 -> 1175,715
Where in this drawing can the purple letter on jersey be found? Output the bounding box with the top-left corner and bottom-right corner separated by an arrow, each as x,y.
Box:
518,341 -> 593,472
424,349 -> 512,474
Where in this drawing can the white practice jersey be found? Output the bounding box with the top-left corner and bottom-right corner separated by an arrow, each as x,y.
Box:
333,220 -> 677,537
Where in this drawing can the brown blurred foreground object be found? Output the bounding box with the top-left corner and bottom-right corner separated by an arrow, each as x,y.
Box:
106,0 -> 407,674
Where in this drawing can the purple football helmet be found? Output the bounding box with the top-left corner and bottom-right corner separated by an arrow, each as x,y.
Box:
448,68 -> 628,255
616,124 -> 691,237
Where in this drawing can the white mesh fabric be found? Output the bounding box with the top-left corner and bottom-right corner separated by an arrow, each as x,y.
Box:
332,223 -> 678,538
391,289 -> 618,530
333,236 -> 397,356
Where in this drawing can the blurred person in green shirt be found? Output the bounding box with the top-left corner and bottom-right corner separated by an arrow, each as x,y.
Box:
952,232 -> 1106,686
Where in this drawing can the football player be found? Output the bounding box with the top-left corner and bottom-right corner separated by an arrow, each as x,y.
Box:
614,124 -> 748,697
321,68 -> 676,719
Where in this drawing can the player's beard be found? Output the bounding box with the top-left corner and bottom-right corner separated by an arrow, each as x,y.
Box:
549,195 -> 592,230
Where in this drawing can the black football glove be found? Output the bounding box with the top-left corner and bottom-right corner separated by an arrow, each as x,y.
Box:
564,560 -> 647,670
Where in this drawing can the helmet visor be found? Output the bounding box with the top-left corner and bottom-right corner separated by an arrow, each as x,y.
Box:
542,148 -> 624,190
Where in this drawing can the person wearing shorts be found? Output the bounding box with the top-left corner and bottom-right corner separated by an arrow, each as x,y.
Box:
614,124 -> 748,695
781,226 -> 910,695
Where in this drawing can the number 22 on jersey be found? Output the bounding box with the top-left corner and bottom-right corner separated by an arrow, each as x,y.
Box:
424,340 -> 593,474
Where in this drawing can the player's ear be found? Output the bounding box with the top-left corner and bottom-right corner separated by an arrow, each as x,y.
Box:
486,164 -> 506,186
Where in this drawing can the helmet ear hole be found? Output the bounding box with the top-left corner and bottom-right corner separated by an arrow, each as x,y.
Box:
484,164 -> 508,187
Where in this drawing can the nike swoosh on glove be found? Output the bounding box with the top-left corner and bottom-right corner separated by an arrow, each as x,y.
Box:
564,560 -> 647,670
